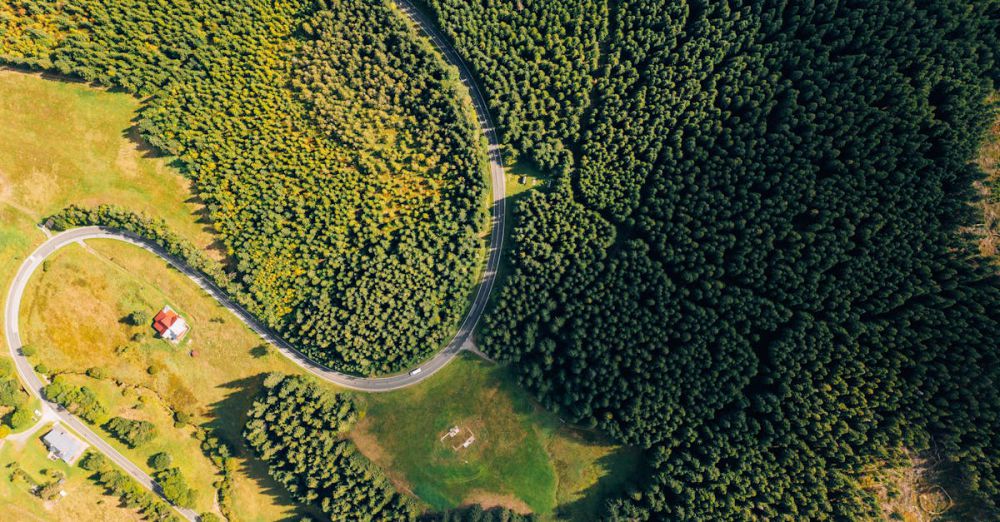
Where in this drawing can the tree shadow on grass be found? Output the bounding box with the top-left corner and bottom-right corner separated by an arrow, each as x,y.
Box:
181,194 -> 233,267
550,435 -> 648,521
488,367 -> 648,522
120,112 -> 232,267
206,374 -> 321,521
1,63 -> 91,86
122,123 -> 169,160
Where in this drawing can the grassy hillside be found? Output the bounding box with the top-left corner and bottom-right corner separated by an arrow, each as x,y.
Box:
0,68 -> 218,346
20,241 -> 312,521
0,69 -> 218,260
0,68 -> 219,520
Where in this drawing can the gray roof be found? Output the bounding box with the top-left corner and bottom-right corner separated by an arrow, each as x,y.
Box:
42,425 -> 87,464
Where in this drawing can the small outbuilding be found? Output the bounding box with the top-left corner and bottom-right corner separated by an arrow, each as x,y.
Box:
42,424 -> 87,465
152,305 -> 189,342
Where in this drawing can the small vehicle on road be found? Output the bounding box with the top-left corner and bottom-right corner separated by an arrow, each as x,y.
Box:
409,368 -> 423,376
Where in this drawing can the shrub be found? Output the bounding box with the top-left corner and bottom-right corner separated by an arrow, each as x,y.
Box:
104,417 -> 156,448
261,372 -> 284,389
173,410 -> 191,427
148,452 -> 172,470
43,377 -> 106,423
79,451 -> 111,473
36,480 -> 64,500
86,367 -> 107,380
8,407 -> 32,430
90,468 -> 178,521
0,379 -> 27,408
154,467 -> 195,508
19,345 -> 36,357
124,310 -> 146,326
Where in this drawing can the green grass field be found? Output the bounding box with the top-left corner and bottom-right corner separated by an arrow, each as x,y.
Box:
355,354 -> 642,518
504,159 -> 550,199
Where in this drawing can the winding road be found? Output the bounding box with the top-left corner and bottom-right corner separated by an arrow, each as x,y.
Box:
2,2 -> 505,520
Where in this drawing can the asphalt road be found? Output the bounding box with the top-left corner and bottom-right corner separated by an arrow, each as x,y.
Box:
3,2 -> 505,518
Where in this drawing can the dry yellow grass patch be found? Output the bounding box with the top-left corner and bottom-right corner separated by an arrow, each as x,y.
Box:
859,450 -> 954,522
970,93 -> 999,259
462,490 -> 533,515
0,70 -> 215,252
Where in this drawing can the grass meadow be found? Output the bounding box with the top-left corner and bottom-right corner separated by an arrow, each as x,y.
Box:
355,354 -> 643,519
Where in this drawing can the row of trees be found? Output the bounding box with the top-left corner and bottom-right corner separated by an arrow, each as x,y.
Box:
421,506 -> 536,522
462,0 -> 1000,519
43,376 -> 106,424
154,467 -> 196,508
104,417 -> 157,448
0,358 -> 32,432
243,374 -> 416,521
79,452 -> 181,522
2,0 -> 487,376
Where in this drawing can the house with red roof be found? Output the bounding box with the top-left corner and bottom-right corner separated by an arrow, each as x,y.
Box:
152,305 -> 189,342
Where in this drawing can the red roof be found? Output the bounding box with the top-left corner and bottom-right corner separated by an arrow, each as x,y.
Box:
153,308 -> 180,335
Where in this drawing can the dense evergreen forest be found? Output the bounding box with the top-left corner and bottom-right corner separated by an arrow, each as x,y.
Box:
0,0 -> 486,375
418,0 -> 607,173
421,0 -> 1000,519
244,375 -> 415,520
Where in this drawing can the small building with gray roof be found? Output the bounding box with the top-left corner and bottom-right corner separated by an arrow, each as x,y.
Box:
42,424 -> 87,465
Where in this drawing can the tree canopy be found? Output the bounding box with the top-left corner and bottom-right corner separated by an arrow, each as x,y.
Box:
444,0 -> 1000,518
421,0 -> 607,173
1,0 -> 487,376
244,375 -> 416,521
